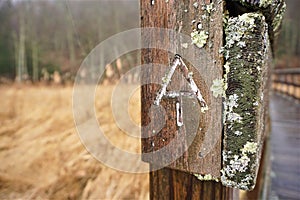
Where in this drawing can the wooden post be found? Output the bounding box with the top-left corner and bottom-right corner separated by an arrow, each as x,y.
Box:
140,0 -> 234,199
150,164 -> 238,200
140,0 -> 285,199
140,0 -> 224,175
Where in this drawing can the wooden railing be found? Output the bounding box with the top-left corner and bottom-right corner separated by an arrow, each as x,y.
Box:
272,68 -> 300,99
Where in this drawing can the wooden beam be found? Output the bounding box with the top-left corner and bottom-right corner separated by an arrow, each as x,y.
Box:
227,0 -> 286,51
221,12 -> 273,190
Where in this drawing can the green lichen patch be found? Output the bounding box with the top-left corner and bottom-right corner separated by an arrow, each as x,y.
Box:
221,12 -> 270,191
259,0 -> 273,8
241,142 -> 258,154
272,2 -> 286,36
233,0 -> 286,51
191,30 -> 208,48
193,173 -> 220,182
210,78 -> 225,98
206,2 -> 214,14
210,62 -> 230,99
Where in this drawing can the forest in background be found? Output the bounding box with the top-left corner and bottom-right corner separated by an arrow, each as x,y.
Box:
0,0 -> 139,84
0,0 -> 298,84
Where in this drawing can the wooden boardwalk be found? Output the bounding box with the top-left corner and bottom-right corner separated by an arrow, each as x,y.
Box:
269,93 -> 300,200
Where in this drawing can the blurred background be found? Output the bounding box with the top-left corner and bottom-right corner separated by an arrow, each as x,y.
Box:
0,0 -> 299,199
0,1 -> 147,199
0,0 -> 140,84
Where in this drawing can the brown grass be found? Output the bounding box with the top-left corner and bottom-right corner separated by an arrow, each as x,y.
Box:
0,84 -> 149,199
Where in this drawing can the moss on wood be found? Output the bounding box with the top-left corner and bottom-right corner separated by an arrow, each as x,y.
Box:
221,12 -> 271,190
229,0 -> 286,51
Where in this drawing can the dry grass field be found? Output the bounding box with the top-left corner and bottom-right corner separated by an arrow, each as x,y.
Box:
0,84 -> 149,199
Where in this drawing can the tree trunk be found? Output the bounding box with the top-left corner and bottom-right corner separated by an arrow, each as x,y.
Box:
16,16 -> 27,83
65,3 -> 76,67
32,41 -> 39,82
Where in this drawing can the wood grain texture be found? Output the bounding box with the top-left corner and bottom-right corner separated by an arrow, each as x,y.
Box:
150,164 -> 239,200
141,0 -> 224,177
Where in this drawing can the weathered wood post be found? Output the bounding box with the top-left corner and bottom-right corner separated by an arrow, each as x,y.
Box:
141,0 -> 229,198
140,0 -> 285,199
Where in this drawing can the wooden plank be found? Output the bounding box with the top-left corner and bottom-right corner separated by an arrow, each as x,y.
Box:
221,12 -> 273,190
141,0 -> 224,177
